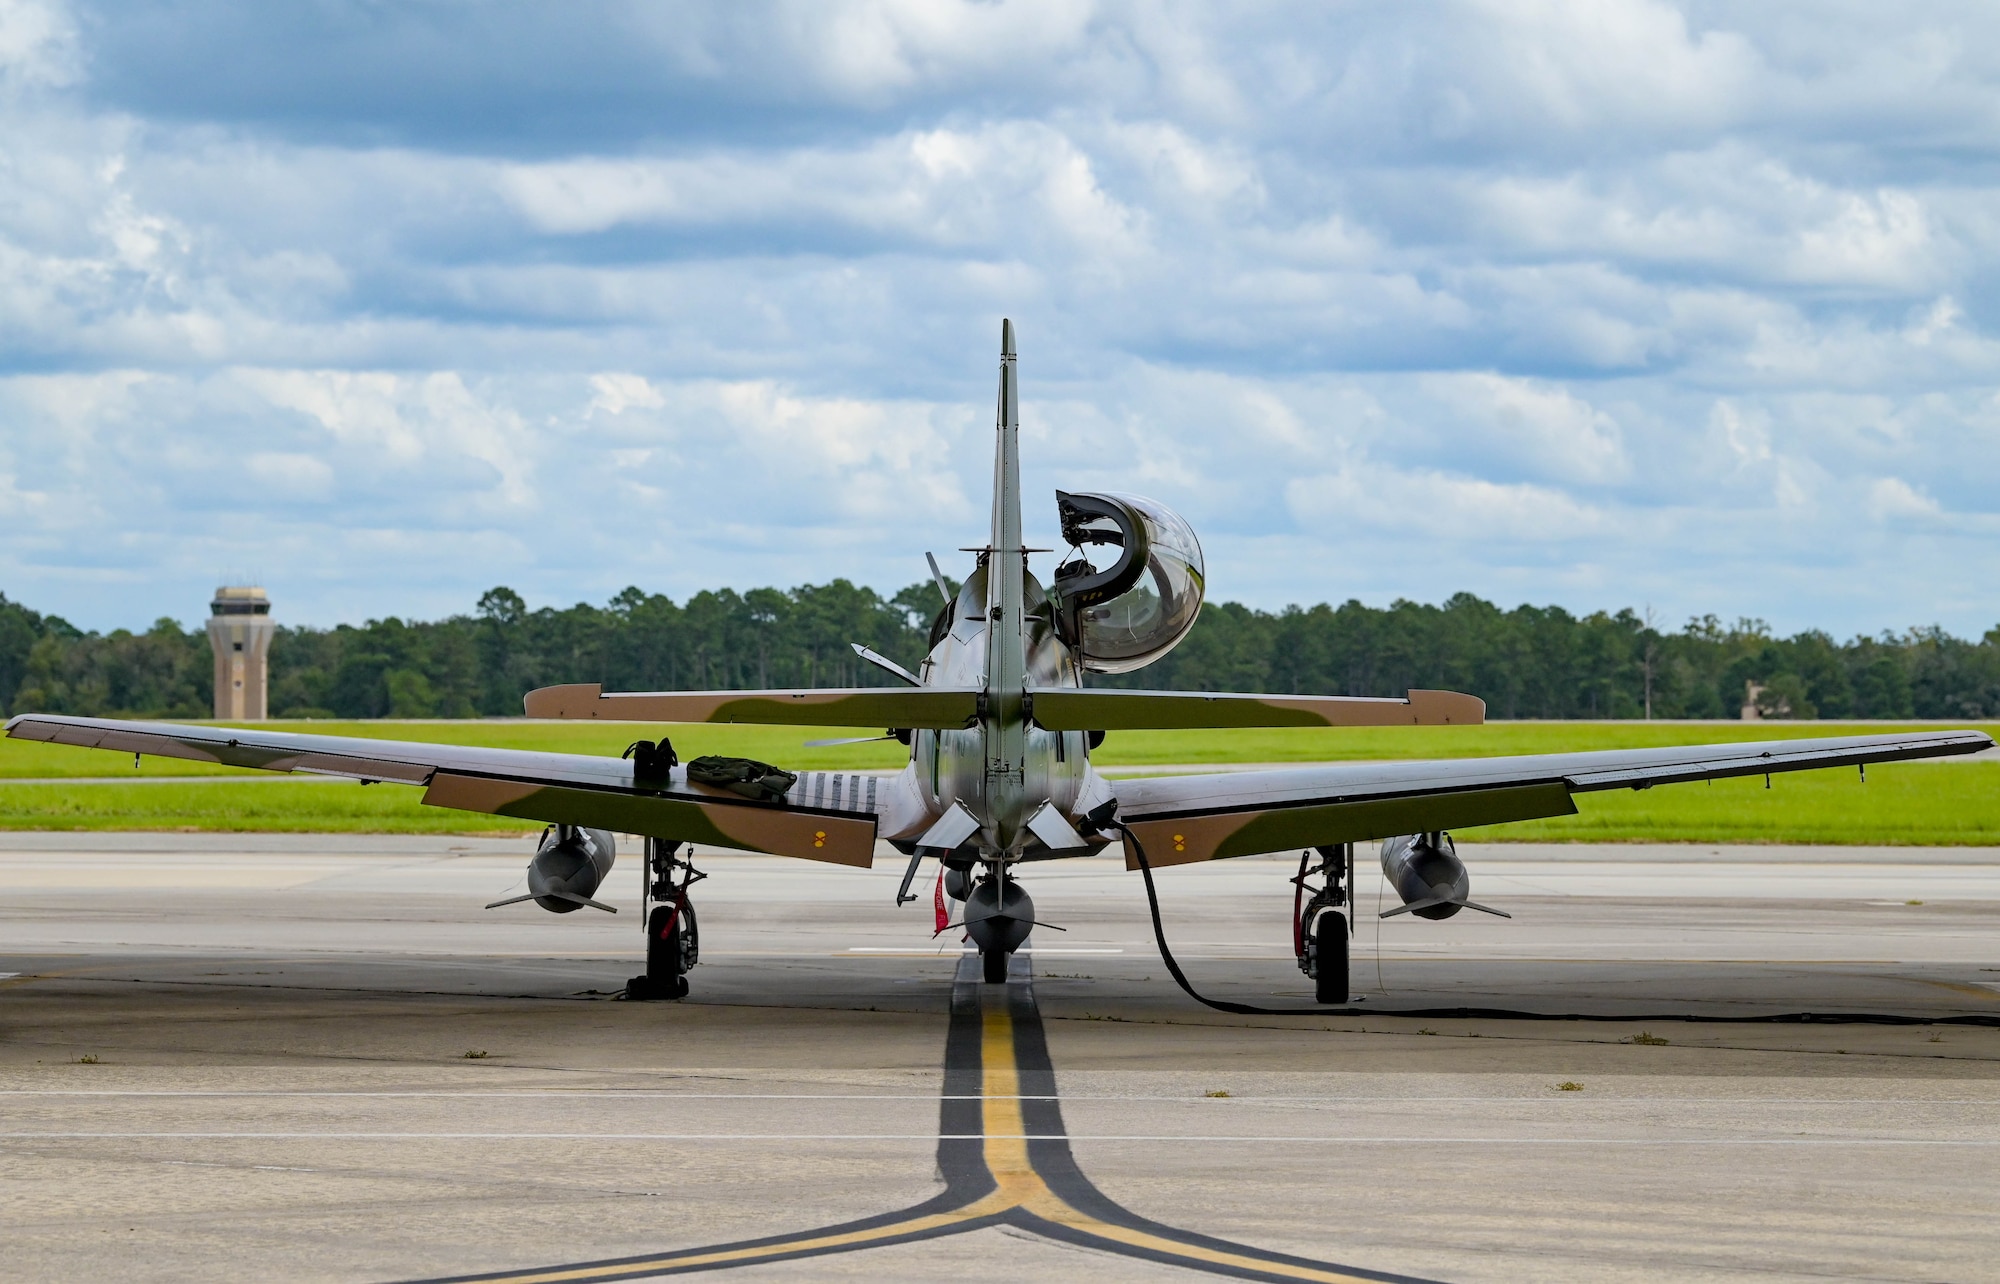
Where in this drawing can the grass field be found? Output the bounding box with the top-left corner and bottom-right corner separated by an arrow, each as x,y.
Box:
1,718 -> 1995,843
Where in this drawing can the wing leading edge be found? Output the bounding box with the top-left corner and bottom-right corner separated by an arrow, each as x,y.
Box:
4,714 -> 887,867
523,683 -> 979,728
1028,687 -> 1483,730
1106,729 -> 1993,868
523,682 -> 1485,731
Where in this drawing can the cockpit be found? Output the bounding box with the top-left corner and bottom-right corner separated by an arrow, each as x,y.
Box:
1049,490 -> 1205,673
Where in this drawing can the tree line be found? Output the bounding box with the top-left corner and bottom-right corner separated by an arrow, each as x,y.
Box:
1,582 -> 1996,721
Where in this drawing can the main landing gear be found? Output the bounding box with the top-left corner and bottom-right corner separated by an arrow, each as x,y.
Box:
627,837 -> 704,1001
1295,844 -> 1353,1005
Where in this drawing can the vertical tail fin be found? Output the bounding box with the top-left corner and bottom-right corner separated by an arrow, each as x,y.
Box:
984,319 -> 1028,787
990,318 -> 1021,559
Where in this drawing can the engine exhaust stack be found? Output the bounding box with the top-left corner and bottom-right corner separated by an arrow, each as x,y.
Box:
486,825 -> 618,913
1378,832 -> 1510,920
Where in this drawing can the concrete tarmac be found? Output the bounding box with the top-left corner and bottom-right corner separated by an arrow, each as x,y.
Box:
1,833 -> 1997,1282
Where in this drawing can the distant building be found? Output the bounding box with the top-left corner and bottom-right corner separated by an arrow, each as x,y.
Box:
207,586 -> 275,720
1741,680 -> 1763,721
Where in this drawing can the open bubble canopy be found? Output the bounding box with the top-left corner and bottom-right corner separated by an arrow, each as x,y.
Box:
1052,490 -> 1206,674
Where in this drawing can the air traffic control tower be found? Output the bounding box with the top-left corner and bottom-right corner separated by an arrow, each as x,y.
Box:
207,586 -> 275,720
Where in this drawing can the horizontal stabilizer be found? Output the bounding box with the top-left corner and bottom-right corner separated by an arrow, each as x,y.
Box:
1027,687 -> 1484,731
525,682 -> 979,729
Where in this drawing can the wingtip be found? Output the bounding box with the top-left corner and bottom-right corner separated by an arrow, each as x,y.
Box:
1407,689 -> 1487,725
523,682 -> 604,718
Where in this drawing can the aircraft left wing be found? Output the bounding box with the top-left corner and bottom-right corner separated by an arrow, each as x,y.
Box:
524,683 -> 978,728
1105,729 -> 1993,868
4,714 -> 900,867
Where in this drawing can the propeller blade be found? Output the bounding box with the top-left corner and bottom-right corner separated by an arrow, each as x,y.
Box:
850,642 -> 922,687
963,910 -> 1068,932
804,734 -> 896,747
484,893 -> 537,910
484,890 -> 618,913
545,891 -> 618,913
1380,896 -> 1512,920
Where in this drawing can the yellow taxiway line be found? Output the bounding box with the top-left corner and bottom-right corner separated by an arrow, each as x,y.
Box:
407,969 -> 1428,1284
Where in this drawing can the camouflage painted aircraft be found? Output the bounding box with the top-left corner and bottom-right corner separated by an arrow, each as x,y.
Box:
9,322 -> 1992,1002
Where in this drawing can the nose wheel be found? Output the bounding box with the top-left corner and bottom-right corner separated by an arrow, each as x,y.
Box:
981,947 -> 1009,984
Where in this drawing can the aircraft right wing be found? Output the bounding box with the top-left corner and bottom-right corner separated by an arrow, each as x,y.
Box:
1029,687 -> 1483,729
1105,729 -> 1993,868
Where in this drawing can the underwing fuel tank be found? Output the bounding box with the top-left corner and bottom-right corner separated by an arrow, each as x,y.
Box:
1378,832 -> 1510,921
487,825 -> 617,914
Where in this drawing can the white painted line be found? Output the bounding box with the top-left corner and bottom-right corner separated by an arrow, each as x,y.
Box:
2,1091 -> 1994,1105
843,947 -> 1123,955
1,1132 -> 1993,1145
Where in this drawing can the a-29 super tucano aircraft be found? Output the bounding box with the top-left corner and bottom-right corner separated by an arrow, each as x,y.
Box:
10,322 -> 1993,1005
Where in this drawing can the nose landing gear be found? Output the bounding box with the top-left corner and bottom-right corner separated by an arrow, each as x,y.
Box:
1295,844 -> 1352,1005
627,837 -> 704,1001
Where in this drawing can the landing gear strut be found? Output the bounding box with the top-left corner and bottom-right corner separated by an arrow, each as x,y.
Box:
1295,844 -> 1352,1005
628,837 -> 704,1001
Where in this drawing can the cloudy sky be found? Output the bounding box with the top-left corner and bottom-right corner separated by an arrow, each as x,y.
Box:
2,1 -> 1997,638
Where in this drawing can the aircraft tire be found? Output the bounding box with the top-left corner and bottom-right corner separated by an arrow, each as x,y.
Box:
1313,912 -> 1349,1005
625,974 -> 690,1002
982,947 -> 1008,984
642,904 -> 692,999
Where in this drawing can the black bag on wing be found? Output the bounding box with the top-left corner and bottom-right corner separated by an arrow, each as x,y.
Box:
686,755 -> 799,802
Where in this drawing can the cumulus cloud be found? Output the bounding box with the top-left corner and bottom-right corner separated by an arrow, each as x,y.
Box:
0,1 -> 1996,637
0,0 -> 77,91
1867,476 -> 1942,523
1288,463 -> 1605,544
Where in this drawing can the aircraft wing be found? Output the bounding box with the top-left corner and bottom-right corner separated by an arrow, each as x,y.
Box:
4,714 -> 899,868
1029,687 -> 1482,729
1105,729 -> 1993,868
524,683 -> 978,728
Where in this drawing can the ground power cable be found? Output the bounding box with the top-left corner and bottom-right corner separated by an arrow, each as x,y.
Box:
1096,812 -> 1365,1018
1088,807 -> 2000,1028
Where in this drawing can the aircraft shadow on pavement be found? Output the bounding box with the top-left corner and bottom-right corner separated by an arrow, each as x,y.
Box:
406,954 -> 1436,1284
